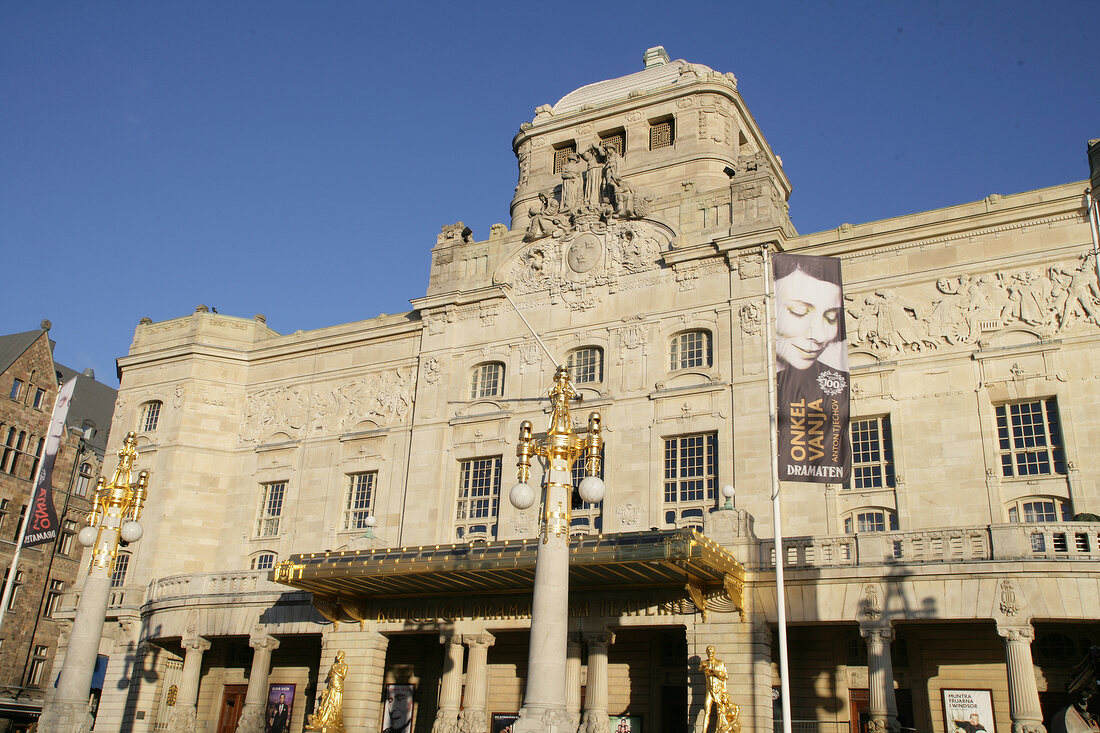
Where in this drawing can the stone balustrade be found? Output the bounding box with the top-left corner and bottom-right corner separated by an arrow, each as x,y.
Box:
148,569 -> 285,603
756,522 -> 1100,569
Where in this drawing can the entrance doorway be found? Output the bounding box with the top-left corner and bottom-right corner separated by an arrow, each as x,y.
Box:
216,685 -> 248,733
849,689 -> 914,733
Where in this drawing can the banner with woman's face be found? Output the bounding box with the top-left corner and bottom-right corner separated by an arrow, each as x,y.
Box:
772,253 -> 851,483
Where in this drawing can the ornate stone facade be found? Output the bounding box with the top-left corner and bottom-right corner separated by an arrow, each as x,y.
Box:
64,48 -> 1099,733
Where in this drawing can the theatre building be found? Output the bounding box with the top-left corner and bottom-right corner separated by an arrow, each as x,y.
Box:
52,48 -> 1100,733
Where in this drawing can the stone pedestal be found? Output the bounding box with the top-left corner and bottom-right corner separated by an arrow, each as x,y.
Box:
997,623 -> 1047,733
236,628 -> 280,733
432,633 -> 464,733
860,625 -> 899,733
320,625 -> 390,732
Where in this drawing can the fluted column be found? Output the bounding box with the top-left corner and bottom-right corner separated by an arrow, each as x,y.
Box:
433,633 -> 465,733
579,631 -> 615,733
459,632 -> 495,733
997,623 -> 1046,733
860,625 -> 899,733
236,627 -> 281,733
566,635 -> 583,732
167,635 -> 211,733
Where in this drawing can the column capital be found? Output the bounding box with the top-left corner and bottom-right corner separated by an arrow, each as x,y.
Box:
462,631 -> 496,649
996,623 -> 1035,642
583,630 -> 616,649
440,631 -> 464,647
249,629 -> 280,652
182,635 -> 212,653
859,624 -> 895,643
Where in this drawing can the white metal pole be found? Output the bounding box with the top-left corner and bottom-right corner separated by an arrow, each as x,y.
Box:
763,248 -> 794,733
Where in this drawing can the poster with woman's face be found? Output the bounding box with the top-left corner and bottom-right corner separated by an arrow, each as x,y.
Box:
772,253 -> 851,483
265,684 -> 294,733
382,684 -> 414,733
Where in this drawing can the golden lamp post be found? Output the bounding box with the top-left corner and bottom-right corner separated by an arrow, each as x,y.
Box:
507,365 -> 605,733
39,431 -> 149,732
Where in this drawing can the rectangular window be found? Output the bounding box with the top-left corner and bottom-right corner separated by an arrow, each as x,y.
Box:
9,379 -> 23,401
58,520 -> 77,556
5,570 -> 24,611
663,433 -> 718,528
850,416 -> 896,489
566,348 -> 603,384
44,579 -> 64,617
570,447 -> 604,535
599,130 -> 625,157
74,464 -> 93,497
650,118 -> 674,150
13,505 -> 25,541
27,645 -> 48,686
455,456 -> 501,540
32,388 -> 45,409
470,363 -> 504,399
996,398 -> 1066,477
0,429 -> 14,473
110,553 -> 130,588
256,482 -> 286,537
141,401 -> 162,432
344,472 -> 376,531
553,143 -> 576,174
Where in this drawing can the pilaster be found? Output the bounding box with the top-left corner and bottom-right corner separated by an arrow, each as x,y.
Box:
579,631 -> 614,733
859,623 -> 899,733
566,634 -> 583,732
167,634 -> 211,733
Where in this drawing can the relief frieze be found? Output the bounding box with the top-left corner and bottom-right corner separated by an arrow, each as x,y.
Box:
845,254 -> 1100,355
240,370 -> 413,443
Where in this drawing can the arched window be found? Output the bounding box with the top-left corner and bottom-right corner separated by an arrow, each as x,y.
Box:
843,509 -> 898,534
140,401 -> 162,432
470,363 -> 505,399
566,347 -> 603,384
74,463 -> 94,497
669,330 -> 712,371
250,552 -> 277,571
1006,497 -> 1072,523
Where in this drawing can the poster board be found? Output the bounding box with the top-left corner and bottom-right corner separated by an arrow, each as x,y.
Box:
942,688 -> 996,733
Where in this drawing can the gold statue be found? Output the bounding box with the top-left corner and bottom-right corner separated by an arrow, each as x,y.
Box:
306,651 -> 348,732
700,645 -> 740,733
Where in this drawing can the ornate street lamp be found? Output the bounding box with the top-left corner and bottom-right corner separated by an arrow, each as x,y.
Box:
508,365 -> 605,732
39,431 -> 149,732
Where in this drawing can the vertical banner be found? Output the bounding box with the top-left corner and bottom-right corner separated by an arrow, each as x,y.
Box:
23,377 -> 77,547
265,683 -> 294,733
773,254 -> 850,483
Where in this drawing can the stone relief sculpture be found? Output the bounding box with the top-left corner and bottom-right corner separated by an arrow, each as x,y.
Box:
845,254 -> 1100,355
523,146 -> 652,243
240,370 -> 413,443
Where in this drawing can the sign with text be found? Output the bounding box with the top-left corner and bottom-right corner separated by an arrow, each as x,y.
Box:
942,688 -> 996,733
23,377 -> 77,547
772,254 -> 850,483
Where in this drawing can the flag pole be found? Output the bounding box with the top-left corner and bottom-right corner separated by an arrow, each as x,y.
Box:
763,248 -> 793,733
0,377 -> 77,630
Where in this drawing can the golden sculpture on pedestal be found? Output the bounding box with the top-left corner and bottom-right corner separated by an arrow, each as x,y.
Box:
306,651 -> 348,732
700,645 -> 741,733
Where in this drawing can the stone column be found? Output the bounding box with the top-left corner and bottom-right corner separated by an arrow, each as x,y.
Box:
459,632 -> 495,733
236,627 -> 281,733
566,635 -> 583,732
579,631 -> 615,733
167,635 -> 211,733
860,625 -> 899,733
432,633 -> 465,733
997,623 -> 1047,733
320,625 -> 390,733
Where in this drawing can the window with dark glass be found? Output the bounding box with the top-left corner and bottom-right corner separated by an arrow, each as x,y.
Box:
663,433 -> 718,528
995,398 -> 1066,477
849,416 -> 896,489
455,456 -> 501,540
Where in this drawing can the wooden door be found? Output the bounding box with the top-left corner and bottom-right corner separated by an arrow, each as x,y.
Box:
216,685 -> 248,733
849,689 -> 870,733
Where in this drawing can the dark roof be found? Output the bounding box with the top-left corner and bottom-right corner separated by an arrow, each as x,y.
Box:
55,363 -> 117,455
0,329 -> 47,377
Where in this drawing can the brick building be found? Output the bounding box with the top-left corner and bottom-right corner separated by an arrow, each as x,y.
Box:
0,323 -> 115,732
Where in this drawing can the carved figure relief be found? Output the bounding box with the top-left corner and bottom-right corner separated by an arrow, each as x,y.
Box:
437,223 -> 473,247
523,145 -> 652,244
845,254 -> 1100,355
617,502 -> 641,527
241,370 -> 413,443
739,302 -> 762,336
423,357 -> 442,384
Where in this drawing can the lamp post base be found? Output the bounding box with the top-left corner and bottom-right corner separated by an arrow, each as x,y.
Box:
512,705 -> 575,733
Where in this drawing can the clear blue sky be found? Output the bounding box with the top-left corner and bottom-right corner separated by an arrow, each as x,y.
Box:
3,1 -> 1096,387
